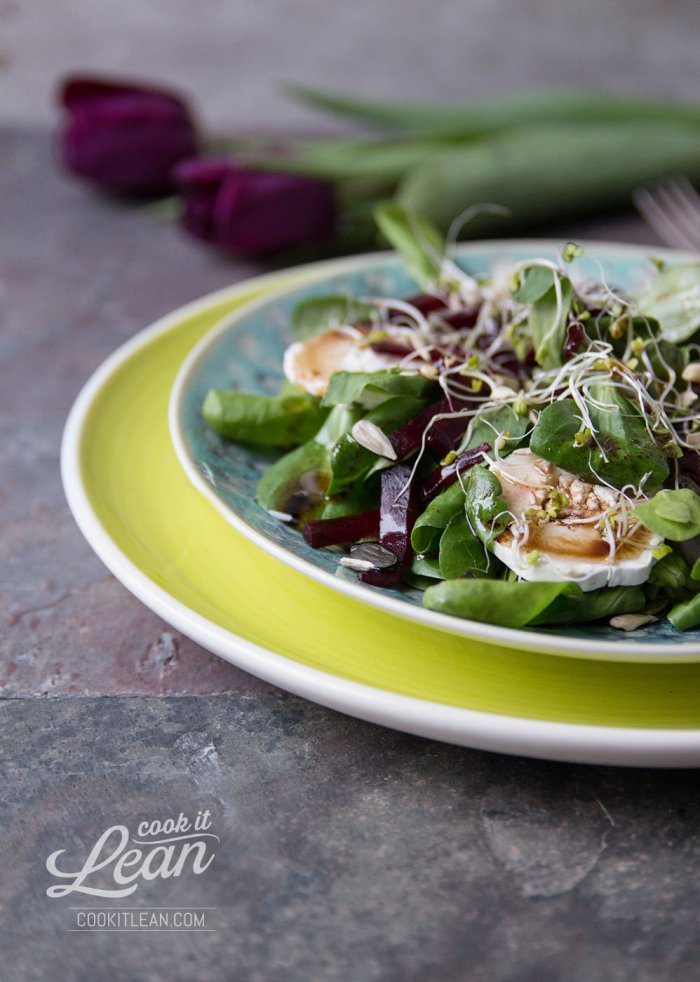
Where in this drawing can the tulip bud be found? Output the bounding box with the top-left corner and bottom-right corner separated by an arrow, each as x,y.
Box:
174,158 -> 337,257
59,76 -> 199,196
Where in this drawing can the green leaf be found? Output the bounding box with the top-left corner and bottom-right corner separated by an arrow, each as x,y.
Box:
327,396 -> 424,493
322,368 -> 438,409
258,135 -> 453,183
319,481 -> 377,520
202,389 -> 329,448
668,592 -> 700,631
512,265 -> 557,304
464,465 -> 510,545
284,85 -> 700,138
423,578 -> 582,627
257,439 -> 330,513
396,123 -> 700,234
410,554 -> 444,579
636,264 -> 700,343
634,489 -> 700,541
438,513 -> 493,579
458,405 -> 531,456
522,270 -> 573,370
529,391 -> 669,491
291,295 -> 377,340
648,550 -> 691,590
529,586 -> 646,625
411,481 -> 467,554
374,202 -> 446,291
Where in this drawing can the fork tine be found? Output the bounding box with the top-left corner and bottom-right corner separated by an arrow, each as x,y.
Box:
659,179 -> 700,251
633,183 -> 700,253
666,177 -> 700,234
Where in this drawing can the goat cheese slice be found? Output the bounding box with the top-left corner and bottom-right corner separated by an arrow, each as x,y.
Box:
284,328 -> 401,397
488,449 -> 661,592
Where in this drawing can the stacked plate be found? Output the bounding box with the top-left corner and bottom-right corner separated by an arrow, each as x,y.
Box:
61,242 -> 700,766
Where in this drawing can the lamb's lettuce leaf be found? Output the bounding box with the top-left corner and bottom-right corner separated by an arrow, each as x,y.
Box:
464,465 -> 510,546
256,405 -> 352,512
438,513 -> 494,578
636,264 -> 700,343
202,388 -> 329,448
634,488 -> 700,541
529,386 -> 669,491
529,585 -> 646,625
514,265 -> 573,369
668,592 -> 700,631
411,481 -> 467,554
322,368 -> 438,409
291,295 -> 377,340
423,579 -> 582,627
257,439 -> 330,513
327,395 -> 424,493
457,404 -> 531,456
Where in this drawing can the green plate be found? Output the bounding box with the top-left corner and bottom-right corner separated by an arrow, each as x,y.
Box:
170,242 -> 700,658
61,256 -> 700,766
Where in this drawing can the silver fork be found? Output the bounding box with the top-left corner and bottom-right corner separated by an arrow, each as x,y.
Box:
633,177 -> 700,252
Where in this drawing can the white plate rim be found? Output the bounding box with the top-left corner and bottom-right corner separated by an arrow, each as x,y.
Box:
169,240 -> 700,663
59,251 -> 700,767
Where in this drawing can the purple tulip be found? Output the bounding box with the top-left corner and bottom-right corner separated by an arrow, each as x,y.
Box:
174,158 -> 337,257
59,76 -> 199,196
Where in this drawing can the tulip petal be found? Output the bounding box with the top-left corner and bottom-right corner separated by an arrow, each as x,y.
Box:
59,75 -> 198,196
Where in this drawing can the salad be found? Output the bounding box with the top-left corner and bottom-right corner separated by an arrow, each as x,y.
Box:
202,205 -> 700,633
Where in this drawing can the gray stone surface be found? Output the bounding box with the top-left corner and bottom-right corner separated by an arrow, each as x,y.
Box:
3,125 -> 699,981
2,696 -> 700,982
2,0 -> 700,132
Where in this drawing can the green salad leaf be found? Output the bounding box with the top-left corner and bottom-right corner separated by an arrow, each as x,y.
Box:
457,405 -> 531,456
257,405 -> 354,512
291,295 -> 377,340
464,465 -> 510,546
327,395 -> 423,493
438,513 -> 493,579
529,586 -> 646,625
257,439 -> 330,513
322,368 -> 438,409
668,592 -> 700,631
648,549 -> 691,590
520,267 -> 573,370
423,579 -> 582,627
202,389 -> 329,448
529,386 -> 670,491
513,264 -> 559,304
411,481 -> 466,554
634,489 -> 700,541
636,264 -> 700,343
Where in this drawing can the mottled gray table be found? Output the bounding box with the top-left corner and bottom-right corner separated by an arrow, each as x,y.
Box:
2,129 -> 700,982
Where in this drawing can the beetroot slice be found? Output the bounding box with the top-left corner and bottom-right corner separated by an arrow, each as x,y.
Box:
369,338 -> 414,358
359,463 -> 419,587
435,304 -> 481,329
420,442 -> 490,502
389,395 -> 473,459
387,293 -> 448,319
302,509 -> 379,548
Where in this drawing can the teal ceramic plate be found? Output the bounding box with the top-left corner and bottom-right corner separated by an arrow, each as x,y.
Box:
170,242 -> 700,662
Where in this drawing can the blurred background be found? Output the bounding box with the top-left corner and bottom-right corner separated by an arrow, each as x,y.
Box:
2,0 -> 699,132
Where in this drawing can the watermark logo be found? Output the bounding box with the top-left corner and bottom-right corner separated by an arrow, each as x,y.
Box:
45,809 -> 218,929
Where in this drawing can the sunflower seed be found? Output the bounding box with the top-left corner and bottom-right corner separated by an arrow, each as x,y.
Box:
682,362 -> 700,384
609,613 -> 658,632
350,542 -> 398,569
351,420 -> 397,460
339,557 -> 375,572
